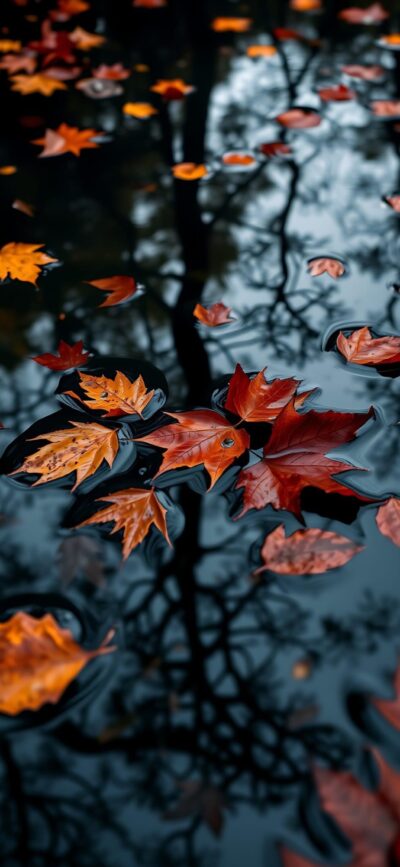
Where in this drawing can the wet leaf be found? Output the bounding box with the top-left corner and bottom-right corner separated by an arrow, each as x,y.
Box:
67,370 -> 155,417
276,108 -> 321,129
69,27 -> 105,50
76,487 -> 171,559
11,73 -> 67,96
12,198 -> 35,217
87,275 -> 138,307
33,123 -> 105,157
247,45 -> 277,58
255,524 -> 362,575
338,3 -> 389,24
172,162 -> 208,180
371,100 -> 400,118
236,399 -> 373,517
341,64 -> 384,80
137,410 -> 250,489
93,63 -> 130,80
337,327 -> 400,365
318,84 -> 356,101
0,53 -> 36,74
150,79 -> 193,100
308,257 -> 345,278
0,612 -> 114,715
211,17 -> 252,32
376,498 -> 400,547
224,363 -> 314,423
0,242 -> 57,286
133,0 -> 167,6
165,780 -> 226,836
259,141 -> 292,158
32,339 -> 90,370
222,151 -> 256,167
122,101 -> 157,118
0,165 -> 17,175
290,0 -> 322,10
194,302 -> 235,327
9,421 -> 119,490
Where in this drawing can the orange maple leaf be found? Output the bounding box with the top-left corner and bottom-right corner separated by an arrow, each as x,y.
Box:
0,242 -> 57,285
122,101 -> 158,118
255,525 -> 362,576
76,487 -> 171,559
87,275 -> 138,307
211,17 -> 252,32
172,162 -> 208,181
67,370 -> 155,417
150,78 -> 193,99
69,27 -> 106,50
337,327 -> 400,365
32,123 -> 105,157
137,410 -> 250,489
10,73 -> 67,96
0,611 -> 114,715
9,420 -> 119,490
194,302 -> 235,327
247,44 -> 277,57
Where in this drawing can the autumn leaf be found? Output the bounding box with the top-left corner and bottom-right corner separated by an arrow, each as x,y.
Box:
378,33 -> 400,48
222,151 -> 256,167
236,399 -> 373,518
33,123 -> 105,157
0,40 -> 22,52
0,165 -> 17,175
137,410 -> 250,489
247,45 -> 277,58
32,339 -> 90,370
69,27 -> 105,50
123,101 -> 158,118
290,0 -> 321,10
255,524 -> 362,576
12,199 -> 35,217
211,17 -> 252,32
194,302 -> 235,327
0,611 -> 114,715
150,79 -> 193,100
341,64 -> 384,80
133,0 -> 166,6
76,487 -> 171,559
318,84 -> 356,101
276,108 -> 321,128
259,141 -> 292,158
0,242 -> 57,286
224,363 -> 314,423
87,275 -> 138,307
339,3 -> 389,24
371,100 -> 400,117
9,421 -> 119,490
10,73 -> 67,96
165,780 -> 226,836
93,63 -> 130,79
337,327 -> 400,366
307,257 -> 345,278
0,53 -> 36,74
67,370 -> 155,417
53,0 -> 90,17
383,195 -> 400,213
376,498 -> 400,547
172,162 -> 208,181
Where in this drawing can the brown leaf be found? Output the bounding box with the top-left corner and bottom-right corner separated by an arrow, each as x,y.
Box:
11,73 -> 67,96
33,123 -> 105,157
255,524 -> 362,575
376,498 -> 400,547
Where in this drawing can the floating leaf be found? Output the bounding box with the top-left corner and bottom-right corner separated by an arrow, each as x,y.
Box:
194,302 -> 235,327
339,3 -> 389,24
0,242 -> 57,286
93,63 -> 130,80
0,611 -> 114,715
211,17 -> 252,32
318,84 -> 356,101
172,162 -> 208,181
224,364 -> 314,423
341,63 -> 384,80
87,275 -> 139,307
76,487 -> 171,559
32,340 -> 90,371
255,524 -> 362,575
10,73 -> 67,96
33,123 -> 105,157
9,421 -> 119,490
376,498 -> 400,547
137,410 -> 250,489
247,45 -> 277,58
151,79 -> 193,100
67,370 -> 155,417
308,257 -> 345,278
122,101 -> 158,118
337,327 -> 400,366
222,151 -> 256,167
69,27 -> 105,50
276,108 -> 321,128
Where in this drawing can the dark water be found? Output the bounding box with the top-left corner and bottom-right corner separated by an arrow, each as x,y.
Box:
1,1 -> 400,865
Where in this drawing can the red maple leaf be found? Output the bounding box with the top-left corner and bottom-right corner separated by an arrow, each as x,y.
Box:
224,364 -> 314,423
318,84 -> 356,101
236,399 -> 373,517
87,276 -> 138,307
337,327 -> 400,366
137,410 -> 250,489
32,339 -> 90,370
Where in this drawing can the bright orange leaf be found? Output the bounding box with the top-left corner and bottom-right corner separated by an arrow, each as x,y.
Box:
318,84 -> 356,101
10,72 -> 67,96
0,40 -> 22,52
69,27 -> 105,50
137,410 -> 250,489
222,151 -> 256,167
371,100 -> 400,117
0,53 -> 36,74
0,165 -> 17,175
150,78 -> 193,100
123,101 -> 158,118
255,524 -> 362,576
67,370 -> 155,417
276,108 -> 321,128
172,162 -> 208,181
247,44 -> 277,58
0,242 -> 57,286
94,63 -> 130,80
0,611 -> 114,715
9,421 -> 119,490
87,275 -> 138,307
337,327 -> 400,365
211,17 -> 252,32
32,123 -> 105,157
76,487 -> 171,559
